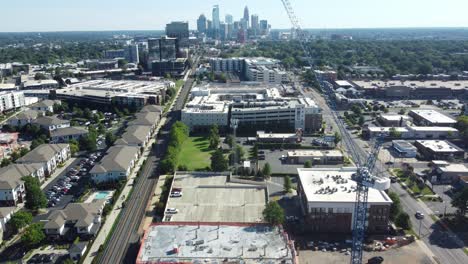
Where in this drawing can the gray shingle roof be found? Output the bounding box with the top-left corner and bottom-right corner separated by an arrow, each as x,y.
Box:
89,145 -> 139,174
16,144 -> 69,164
0,164 -> 40,189
51,127 -> 88,138
32,99 -> 58,108
10,110 -> 39,121
33,115 -> 70,126
141,105 -> 163,113
0,207 -> 15,218
128,112 -> 160,126
115,125 -> 151,146
44,201 -> 104,230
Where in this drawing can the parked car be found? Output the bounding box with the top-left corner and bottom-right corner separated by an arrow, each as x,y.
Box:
170,192 -> 183,198
166,208 -> 179,214
368,256 -> 384,264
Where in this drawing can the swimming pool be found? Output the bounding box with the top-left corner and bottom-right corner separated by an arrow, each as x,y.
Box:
94,191 -> 111,200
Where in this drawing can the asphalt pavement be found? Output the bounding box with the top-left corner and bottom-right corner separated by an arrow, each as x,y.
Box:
305,83 -> 468,264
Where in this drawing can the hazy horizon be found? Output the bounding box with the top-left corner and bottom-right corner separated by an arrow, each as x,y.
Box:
1,0 -> 468,32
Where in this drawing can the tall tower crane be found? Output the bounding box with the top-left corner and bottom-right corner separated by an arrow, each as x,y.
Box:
280,1 -> 383,263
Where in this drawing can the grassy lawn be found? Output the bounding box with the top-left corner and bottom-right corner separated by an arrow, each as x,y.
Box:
178,137 -> 213,171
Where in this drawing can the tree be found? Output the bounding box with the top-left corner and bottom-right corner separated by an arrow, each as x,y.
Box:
235,145 -> 245,162
358,116 -> 365,126
23,176 -> 47,211
211,149 -> 228,171
263,201 -> 285,225
304,160 -> 312,168
105,132 -> 117,146
389,127 -> 402,138
34,73 -> 47,80
284,176 -> 292,193
395,212 -> 411,230
334,131 -> 342,145
388,192 -> 402,221
451,187 -> 468,216
351,105 -> 362,115
69,139 -> 79,155
21,223 -> 45,246
262,163 -> 272,178
79,135 -> 97,152
10,211 -> 33,232
252,144 -> 259,160
1,158 -> 11,167
398,109 -> 406,115
226,135 -> 235,148
208,125 -> 220,149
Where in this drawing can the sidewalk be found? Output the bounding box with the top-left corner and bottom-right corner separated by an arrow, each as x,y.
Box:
40,157 -> 77,189
83,119 -> 166,264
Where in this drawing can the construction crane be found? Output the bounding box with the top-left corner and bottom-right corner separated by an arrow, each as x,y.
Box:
279,1 -> 384,263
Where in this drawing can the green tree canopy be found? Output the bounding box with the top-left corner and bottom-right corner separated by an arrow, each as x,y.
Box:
284,176 -> 292,193
23,176 -> 47,211
451,187 -> 468,216
211,149 -> 228,172
10,211 -> 33,232
395,212 -> 411,230
262,163 -> 272,178
21,223 -> 45,246
263,201 -> 285,225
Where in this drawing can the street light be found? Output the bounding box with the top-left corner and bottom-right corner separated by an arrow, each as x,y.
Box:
418,214 -> 425,238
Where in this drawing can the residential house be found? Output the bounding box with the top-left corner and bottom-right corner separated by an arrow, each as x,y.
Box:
128,112 -> 160,133
8,110 -> 39,127
32,115 -> 71,132
89,146 -> 140,183
114,125 -> 151,149
30,99 -> 61,113
51,127 -> 89,143
68,242 -> 88,261
0,207 -> 15,243
0,166 -> 28,206
43,201 -> 105,240
16,144 -> 70,177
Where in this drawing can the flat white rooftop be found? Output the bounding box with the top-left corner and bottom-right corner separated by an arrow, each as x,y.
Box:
410,110 -> 456,125
287,150 -> 343,158
416,140 -> 463,153
354,80 -> 468,90
392,140 -> 417,150
297,167 -> 392,204
257,131 -> 297,139
165,172 -> 267,223
380,114 -> 410,121
137,223 -> 294,264
335,80 -> 354,87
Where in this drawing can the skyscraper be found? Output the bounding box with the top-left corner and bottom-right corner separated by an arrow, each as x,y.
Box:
243,6 -> 250,29
166,21 -> 189,47
251,14 -> 259,32
197,14 -> 207,33
212,5 -> 220,30
225,14 -> 233,25
260,20 -> 270,35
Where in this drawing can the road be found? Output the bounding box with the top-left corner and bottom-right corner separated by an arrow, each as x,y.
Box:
305,80 -> 468,264
97,59 -> 197,264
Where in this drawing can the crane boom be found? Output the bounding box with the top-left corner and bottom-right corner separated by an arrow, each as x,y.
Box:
279,1 -> 383,263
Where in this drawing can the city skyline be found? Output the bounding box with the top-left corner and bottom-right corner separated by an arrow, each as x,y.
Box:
1,0 -> 468,32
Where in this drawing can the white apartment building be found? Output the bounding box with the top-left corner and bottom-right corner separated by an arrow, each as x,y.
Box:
0,91 -> 26,112
209,57 -> 289,84
181,84 -> 322,133
90,146 -> 140,183
16,144 -> 71,178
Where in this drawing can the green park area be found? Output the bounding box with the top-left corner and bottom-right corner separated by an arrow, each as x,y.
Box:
178,137 -> 213,171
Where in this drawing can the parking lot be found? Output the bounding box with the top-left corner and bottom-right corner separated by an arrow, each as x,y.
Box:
42,152 -> 104,210
298,242 -> 435,264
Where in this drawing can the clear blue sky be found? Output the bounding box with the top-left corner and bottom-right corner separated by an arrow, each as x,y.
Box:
1,0 -> 468,32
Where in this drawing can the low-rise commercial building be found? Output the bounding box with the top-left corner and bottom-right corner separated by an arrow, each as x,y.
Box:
136,223 -> 295,264
378,114 -> 410,127
409,110 -> 457,127
392,140 -> 418,158
43,201 -> 105,240
22,80 -> 59,90
363,126 -> 459,139
182,84 -> 322,133
53,80 -> 168,107
90,146 -> 140,183
414,140 -> 464,160
256,131 -> 300,144
286,150 -> 344,165
297,167 -> 392,233
435,163 -> 468,183
50,127 -> 89,143
16,144 -> 70,178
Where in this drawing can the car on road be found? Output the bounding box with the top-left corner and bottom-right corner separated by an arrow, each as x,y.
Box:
170,192 -> 183,198
385,161 -> 394,165
166,208 -> 179,214
415,211 -> 424,219
367,256 -> 384,264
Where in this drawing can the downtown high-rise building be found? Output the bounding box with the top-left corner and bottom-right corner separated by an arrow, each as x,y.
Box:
243,6 -> 250,28
197,14 -> 207,33
225,14 -> 233,25
212,5 -> 220,30
260,20 -> 270,35
251,14 -> 259,32
166,21 -> 189,47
